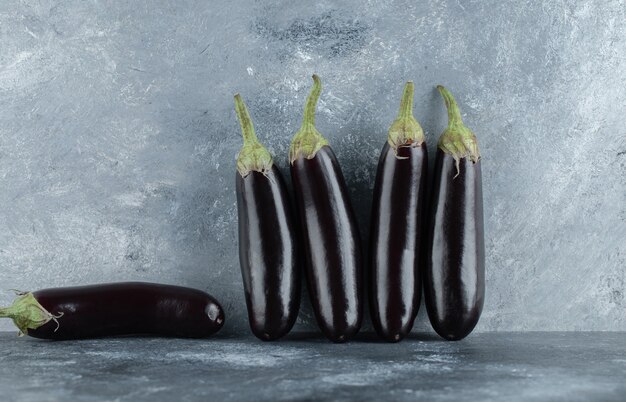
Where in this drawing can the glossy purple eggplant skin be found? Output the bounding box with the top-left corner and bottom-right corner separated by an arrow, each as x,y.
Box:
236,166 -> 300,341
369,142 -> 427,342
291,146 -> 363,343
28,282 -> 225,340
425,150 -> 485,341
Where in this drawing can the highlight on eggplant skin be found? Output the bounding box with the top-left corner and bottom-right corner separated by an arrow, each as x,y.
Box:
234,94 -> 301,341
424,85 -> 485,341
368,81 -> 427,342
289,75 -> 363,343
0,282 -> 225,340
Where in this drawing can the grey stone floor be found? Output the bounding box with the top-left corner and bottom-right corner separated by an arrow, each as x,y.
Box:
0,332 -> 624,401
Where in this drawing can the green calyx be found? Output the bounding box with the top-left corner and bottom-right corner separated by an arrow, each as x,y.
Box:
436,85 -> 480,170
234,94 -> 273,177
388,81 -> 425,154
0,292 -> 62,336
289,74 -> 329,164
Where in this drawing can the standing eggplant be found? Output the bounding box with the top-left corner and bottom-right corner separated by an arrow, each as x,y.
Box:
235,94 -> 300,341
369,81 -> 427,342
289,75 -> 362,343
425,85 -> 485,341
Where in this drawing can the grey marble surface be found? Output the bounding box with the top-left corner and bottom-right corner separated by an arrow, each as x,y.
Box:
1,332 -> 625,402
1,0 -> 625,334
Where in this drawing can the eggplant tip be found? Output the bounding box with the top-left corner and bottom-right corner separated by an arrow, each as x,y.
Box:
442,332 -> 469,341
253,331 -> 281,342
382,332 -> 403,343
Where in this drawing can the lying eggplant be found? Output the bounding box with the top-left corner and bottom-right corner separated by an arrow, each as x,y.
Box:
424,85 -> 485,341
289,75 -> 362,343
0,282 -> 224,340
234,94 -> 300,341
369,81 -> 427,342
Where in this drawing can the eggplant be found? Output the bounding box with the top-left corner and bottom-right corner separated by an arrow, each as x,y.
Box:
0,282 -> 224,340
234,94 -> 300,341
424,85 -> 485,341
369,82 -> 427,342
289,75 -> 362,343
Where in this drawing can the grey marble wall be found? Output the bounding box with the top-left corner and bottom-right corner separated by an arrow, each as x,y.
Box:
1,0 -> 624,334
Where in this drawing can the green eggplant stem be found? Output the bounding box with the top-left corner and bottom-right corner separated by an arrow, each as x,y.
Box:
436,85 -> 480,175
234,94 -> 273,177
289,74 -> 329,163
437,85 -> 464,128
303,75 -> 322,128
0,291 -> 62,336
387,81 -> 425,154
234,94 -> 258,146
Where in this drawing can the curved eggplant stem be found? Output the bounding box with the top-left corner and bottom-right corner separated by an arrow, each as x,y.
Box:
289,74 -> 329,163
234,94 -> 273,177
301,74 -> 321,129
436,85 -> 480,173
437,85 -> 464,127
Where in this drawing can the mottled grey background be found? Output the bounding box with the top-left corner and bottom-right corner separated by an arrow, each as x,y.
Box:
0,0 -> 624,334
